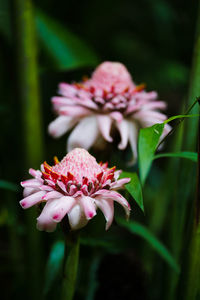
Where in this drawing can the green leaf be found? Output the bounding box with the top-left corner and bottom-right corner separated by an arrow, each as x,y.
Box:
36,10 -> 99,70
120,171 -> 144,212
0,180 -> 19,192
117,217 -> 180,273
164,114 -> 200,124
138,123 -> 164,185
43,240 -> 65,295
154,151 -> 198,162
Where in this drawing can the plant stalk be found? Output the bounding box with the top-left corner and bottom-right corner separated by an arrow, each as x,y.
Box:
61,231 -> 80,300
184,114 -> 200,300
13,0 -> 44,298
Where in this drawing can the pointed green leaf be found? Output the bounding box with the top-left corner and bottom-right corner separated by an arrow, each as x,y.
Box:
43,240 -> 65,295
154,151 -> 198,162
117,217 -> 180,273
138,123 -> 164,185
35,10 -> 99,70
120,171 -> 144,212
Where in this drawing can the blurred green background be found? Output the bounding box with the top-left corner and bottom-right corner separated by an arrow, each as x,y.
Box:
0,0 -> 199,299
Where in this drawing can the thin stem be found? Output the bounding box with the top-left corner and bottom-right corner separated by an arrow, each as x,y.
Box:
61,231 -> 80,300
185,114 -> 200,300
157,96 -> 200,149
13,0 -> 44,299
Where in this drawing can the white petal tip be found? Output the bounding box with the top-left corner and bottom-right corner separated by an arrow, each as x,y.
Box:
118,143 -> 126,150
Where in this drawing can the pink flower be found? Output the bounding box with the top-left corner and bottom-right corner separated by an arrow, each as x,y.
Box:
48,61 -> 171,162
20,148 -> 130,232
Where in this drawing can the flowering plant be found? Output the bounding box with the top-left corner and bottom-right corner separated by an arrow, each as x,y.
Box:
20,148 -> 130,231
49,62 -> 171,161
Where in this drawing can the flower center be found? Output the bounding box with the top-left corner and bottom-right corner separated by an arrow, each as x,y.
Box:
52,148 -> 102,183
41,149 -> 116,197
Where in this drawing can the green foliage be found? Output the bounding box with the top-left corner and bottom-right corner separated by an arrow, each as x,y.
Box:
0,180 -> 19,192
117,217 -> 180,273
44,240 -> 64,295
35,10 -> 99,71
138,123 -> 164,185
154,151 -> 198,162
120,171 -> 144,212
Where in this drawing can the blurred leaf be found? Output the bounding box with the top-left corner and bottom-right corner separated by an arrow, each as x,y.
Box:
0,180 -> 19,192
0,208 -> 8,226
85,253 -> 102,300
117,217 -> 180,273
0,1 -> 11,40
154,151 -> 197,162
138,123 -> 164,185
120,171 -> 144,212
36,10 -> 99,70
80,235 -> 127,253
44,240 -> 64,295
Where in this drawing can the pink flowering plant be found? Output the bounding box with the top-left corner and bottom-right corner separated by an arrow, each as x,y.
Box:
18,59 -> 199,300
20,148 -> 130,232
48,62 -> 171,162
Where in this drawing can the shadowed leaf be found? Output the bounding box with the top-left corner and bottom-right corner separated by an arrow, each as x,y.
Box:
120,171 -> 144,212
44,240 -> 65,295
0,180 -> 19,192
154,151 -> 197,162
117,217 -> 180,273
36,10 -> 99,70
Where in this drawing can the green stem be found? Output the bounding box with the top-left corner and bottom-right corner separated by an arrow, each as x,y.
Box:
166,1 -> 200,298
61,231 -> 80,300
13,0 -> 44,298
185,116 -> 200,300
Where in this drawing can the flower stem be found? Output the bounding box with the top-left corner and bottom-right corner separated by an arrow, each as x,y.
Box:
61,231 -> 80,300
13,0 -> 44,298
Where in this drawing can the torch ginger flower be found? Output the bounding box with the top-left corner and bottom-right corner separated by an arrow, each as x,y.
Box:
20,148 -> 131,232
48,62 -> 171,162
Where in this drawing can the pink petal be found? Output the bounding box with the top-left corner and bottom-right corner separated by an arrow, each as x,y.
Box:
79,196 -> 96,220
58,83 -> 77,97
48,116 -> 77,138
110,178 -> 130,190
116,119 -> 129,150
42,191 -> 63,200
134,110 -> 167,122
29,168 -> 42,178
95,198 -> 114,230
128,120 -> 138,163
109,111 -> 123,122
23,187 -> 36,197
59,106 -> 92,117
67,116 -> 99,151
114,170 -> 122,181
94,190 -> 130,218
21,179 -> 42,188
36,199 -> 59,232
20,191 -> 46,209
50,196 -> 76,222
97,115 -> 113,142
51,96 -> 75,107
142,101 -> 167,111
56,181 -> 67,193
39,185 -> 54,192
68,204 -> 88,230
